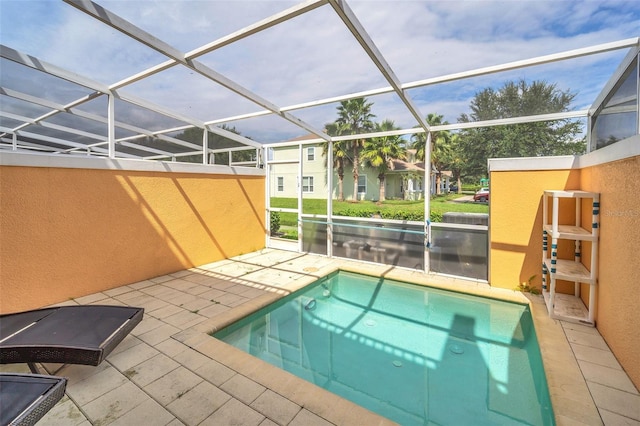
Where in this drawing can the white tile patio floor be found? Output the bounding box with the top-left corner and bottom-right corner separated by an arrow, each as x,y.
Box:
2,249 -> 638,425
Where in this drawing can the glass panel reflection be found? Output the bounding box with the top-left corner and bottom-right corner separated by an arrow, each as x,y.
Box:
430,225 -> 488,280
592,58 -> 638,149
301,216 -> 488,280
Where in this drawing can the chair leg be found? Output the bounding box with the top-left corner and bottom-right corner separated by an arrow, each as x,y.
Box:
28,362 -> 39,374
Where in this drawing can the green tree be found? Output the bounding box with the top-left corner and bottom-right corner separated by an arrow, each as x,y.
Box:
411,113 -> 453,195
334,98 -> 376,201
323,122 -> 352,201
361,119 -> 406,201
443,133 -> 464,193
457,79 -> 585,179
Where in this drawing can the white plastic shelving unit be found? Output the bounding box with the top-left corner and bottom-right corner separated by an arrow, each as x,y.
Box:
542,190 -> 599,326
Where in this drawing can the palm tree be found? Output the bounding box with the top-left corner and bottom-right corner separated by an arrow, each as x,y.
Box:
322,122 -> 351,201
361,119 -> 406,201
443,133 -> 464,193
411,113 -> 452,195
335,98 -> 375,201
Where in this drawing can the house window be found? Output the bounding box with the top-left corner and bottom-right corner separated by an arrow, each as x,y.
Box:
358,175 -> 366,194
302,176 -> 314,192
277,176 -> 284,192
307,147 -> 315,161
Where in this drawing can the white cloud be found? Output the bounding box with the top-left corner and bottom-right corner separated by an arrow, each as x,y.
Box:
1,0 -> 638,144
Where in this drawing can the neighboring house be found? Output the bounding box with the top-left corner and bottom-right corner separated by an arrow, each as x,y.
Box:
432,169 -> 455,194
386,155 -> 425,200
269,137 -> 427,201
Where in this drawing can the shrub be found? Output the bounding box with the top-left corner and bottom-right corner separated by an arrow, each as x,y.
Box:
270,212 -> 281,235
516,275 -> 540,295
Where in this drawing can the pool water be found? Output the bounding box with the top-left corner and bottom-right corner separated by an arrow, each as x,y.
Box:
214,271 -> 554,425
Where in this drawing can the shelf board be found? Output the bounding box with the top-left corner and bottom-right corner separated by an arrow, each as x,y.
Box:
543,258 -> 595,284
543,190 -> 599,199
543,224 -> 597,241
543,291 -> 594,326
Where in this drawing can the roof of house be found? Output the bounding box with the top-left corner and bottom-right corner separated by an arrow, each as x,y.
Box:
389,159 -> 425,172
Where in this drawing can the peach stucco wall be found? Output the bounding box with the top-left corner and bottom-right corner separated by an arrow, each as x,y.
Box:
490,155 -> 640,390
580,156 -> 640,391
489,169 -> 580,289
0,165 -> 265,313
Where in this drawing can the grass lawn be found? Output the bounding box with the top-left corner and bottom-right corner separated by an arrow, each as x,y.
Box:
271,195 -> 488,228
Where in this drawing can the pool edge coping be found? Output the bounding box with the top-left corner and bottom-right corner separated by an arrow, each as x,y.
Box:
176,263 -> 599,425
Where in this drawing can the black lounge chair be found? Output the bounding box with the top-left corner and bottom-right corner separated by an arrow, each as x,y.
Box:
0,373 -> 67,426
0,305 -> 144,373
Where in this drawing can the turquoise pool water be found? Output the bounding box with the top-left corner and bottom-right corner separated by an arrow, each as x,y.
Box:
214,271 -> 554,425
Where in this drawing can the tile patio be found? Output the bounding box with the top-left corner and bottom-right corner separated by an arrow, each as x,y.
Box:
2,249 -> 638,425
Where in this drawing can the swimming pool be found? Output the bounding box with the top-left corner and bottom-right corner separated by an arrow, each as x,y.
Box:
214,271 -> 554,425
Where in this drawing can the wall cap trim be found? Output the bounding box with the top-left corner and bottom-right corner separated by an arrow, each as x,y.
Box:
0,151 -> 265,176
489,135 -> 639,172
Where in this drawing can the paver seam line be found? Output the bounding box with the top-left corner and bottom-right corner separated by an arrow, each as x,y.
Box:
60,365 -> 153,426
197,254 -> 337,283
587,379 -> 640,398
173,329 -> 348,426
119,316 -> 268,424
597,407 -> 640,424
56,392 -> 95,425
95,357 -> 225,426
163,261 -> 394,426
51,307 -> 211,426
562,324 -> 605,425
216,371 -> 271,405
189,269 -> 300,294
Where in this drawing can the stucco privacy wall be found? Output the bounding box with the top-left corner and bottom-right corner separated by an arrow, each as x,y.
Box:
0,153 -> 266,313
580,154 -> 640,392
489,167 -> 580,290
489,137 -> 640,390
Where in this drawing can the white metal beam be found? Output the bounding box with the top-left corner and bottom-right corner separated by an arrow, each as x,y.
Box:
0,111 -> 106,141
270,109 -> 591,146
188,54 -> 331,141
107,92 -> 115,158
209,38 -> 639,126
117,141 -> 178,157
65,0 -> 331,142
1,138 -> 54,153
204,124 -> 263,149
404,37 -> 640,90
588,44 -> 640,116
328,0 -> 430,132
436,110 -> 589,132
202,130 -> 208,165
0,88 -> 205,154
1,86 -> 76,113
1,138 -> 69,153
0,87 -> 145,139
1,128 -> 110,155
186,0 -> 328,58
0,44 -> 110,93
116,133 -> 201,152
209,146 -> 261,154
1,45 -> 259,156
65,0 -> 186,63
0,88 -> 104,137
112,91 -> 206,129
110,1 -> 327,90
265,138 -> 327,149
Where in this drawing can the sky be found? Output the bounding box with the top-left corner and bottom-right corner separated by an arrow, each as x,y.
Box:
1,0 -> 639,146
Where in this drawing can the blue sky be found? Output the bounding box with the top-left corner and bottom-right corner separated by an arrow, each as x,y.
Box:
1,0 -> 639,143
